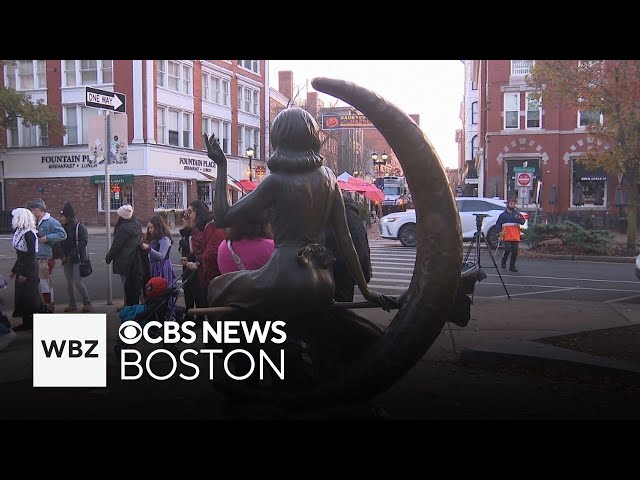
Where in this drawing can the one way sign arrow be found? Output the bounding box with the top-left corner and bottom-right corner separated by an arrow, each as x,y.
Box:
85,86 -> 126,113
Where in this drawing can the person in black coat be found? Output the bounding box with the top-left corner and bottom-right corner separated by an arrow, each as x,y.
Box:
105,205 -> 144,306
59,202 -> 92,312
325,194 -> 372,302
10,208 -> 43,331
178,223 -> 196,318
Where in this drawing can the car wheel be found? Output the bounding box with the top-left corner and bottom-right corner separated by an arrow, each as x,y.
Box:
398,223 -> 417,247
486,226 -> 499,249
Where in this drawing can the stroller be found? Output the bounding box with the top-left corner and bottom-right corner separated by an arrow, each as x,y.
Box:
114,272 -> 197,358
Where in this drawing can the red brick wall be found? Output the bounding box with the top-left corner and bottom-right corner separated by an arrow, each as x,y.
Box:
193,61 -> 203,151
113,60 -> 134,143
4,175 -> 195,227
46,60 -> 63,147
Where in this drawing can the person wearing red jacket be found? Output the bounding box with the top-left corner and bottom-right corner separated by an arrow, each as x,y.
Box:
180,199 -> 225,320
496,198 -> 526,272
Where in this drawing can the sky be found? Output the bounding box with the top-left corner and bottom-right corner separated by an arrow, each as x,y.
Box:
268,60 -> 464,169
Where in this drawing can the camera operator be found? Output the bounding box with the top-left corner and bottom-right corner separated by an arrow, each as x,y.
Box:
495,198 -> 526,272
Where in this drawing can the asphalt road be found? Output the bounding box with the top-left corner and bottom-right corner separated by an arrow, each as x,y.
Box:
0,235 -> 638,313
358,244 -> 640,304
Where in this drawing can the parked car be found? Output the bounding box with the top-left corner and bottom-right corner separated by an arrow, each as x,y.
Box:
379,197 -> 529,248
635,253 -> 640,281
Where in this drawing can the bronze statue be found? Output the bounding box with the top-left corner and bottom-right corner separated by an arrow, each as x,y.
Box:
200,77 -> 463,409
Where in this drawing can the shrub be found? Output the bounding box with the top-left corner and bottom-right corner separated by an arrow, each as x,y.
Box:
524,221 -> 613,255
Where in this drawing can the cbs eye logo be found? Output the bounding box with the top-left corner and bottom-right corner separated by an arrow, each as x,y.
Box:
118,321 -> 143,345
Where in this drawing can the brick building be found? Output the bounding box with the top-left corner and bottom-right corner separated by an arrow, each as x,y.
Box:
459,60 -> 634,222
0,60 -> 270,227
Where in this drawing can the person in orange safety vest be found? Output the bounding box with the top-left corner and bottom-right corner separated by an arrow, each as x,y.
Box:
496,198 -> 526,272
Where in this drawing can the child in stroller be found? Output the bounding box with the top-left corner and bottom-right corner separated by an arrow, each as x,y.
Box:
114,275 -> 193,357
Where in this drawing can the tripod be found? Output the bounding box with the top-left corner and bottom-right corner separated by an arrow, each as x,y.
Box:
463,214 -> 510,301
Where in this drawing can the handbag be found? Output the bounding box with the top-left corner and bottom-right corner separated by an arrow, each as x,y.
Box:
76,223 -> 93,277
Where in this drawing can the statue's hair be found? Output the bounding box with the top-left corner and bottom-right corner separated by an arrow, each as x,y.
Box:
12,207 -> 36,231
267,107 -> 323,173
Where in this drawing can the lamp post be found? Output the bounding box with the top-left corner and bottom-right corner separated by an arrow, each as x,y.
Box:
372,151 -> 388,176
246,146 -> 255,181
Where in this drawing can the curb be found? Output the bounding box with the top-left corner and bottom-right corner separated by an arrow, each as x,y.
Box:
522,252 -> 636,263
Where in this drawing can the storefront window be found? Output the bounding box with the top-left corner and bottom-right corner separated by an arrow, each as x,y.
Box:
571,159 -> 607,207
98,184 -> 133,211
198,182 -> 212,207
505,158 -> 540,206
154,179 -> 185,210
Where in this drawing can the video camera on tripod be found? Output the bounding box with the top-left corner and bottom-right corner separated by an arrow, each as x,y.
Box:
472,213 -> 490,231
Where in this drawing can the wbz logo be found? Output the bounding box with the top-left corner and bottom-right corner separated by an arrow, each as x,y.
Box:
41,339 -> 99,358
33,314 -> 106,387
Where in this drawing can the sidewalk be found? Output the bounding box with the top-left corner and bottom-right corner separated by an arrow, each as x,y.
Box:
1,297 -> 639,419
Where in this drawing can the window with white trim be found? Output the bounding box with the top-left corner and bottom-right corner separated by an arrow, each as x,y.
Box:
6,117 -> 48,147
511,60 -> 534,76
571,158 -> 607,207
471,101 -> 478,124
4,60 -> 47,90
157,60 -> 192,95
202,72 -> 230,106
157,106 -> 192,148
202,116 -> 231,154
578,109 -> 603,127
63,105 -> 99,145
471,135 -> 478,161
237,85 -> 260,115
238,60 -> 259,74
238,125 -> 260,158
471,80 -> 478,90
154,179 -> 186,210
504,92 -> 520,129
526,93 -> 541,128
63,60 -> 113,87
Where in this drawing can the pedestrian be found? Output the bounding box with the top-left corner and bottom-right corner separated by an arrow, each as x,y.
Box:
9,208 -> 43,332
178,221 -> 196,320
140,214 -> 176,286
26,198 -> 67,313
496,197 -> 526,272
325,194 -> 372,302
105,204 -> 144,306
217,211 -> 274,275
59,202 -> 92,313
179,199 -> 225,320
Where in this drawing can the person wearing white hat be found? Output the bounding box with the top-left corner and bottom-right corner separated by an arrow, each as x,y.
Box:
105,204 -> 145,306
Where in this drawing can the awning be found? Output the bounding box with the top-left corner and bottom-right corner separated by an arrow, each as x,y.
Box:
90,174 -> 134,185
337,179 -> 385,204
235,179 -> 259,192
197,171 -> 243,192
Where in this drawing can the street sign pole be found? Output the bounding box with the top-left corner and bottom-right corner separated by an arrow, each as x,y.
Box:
85,86 -> 126,306
105,112 -> 113,305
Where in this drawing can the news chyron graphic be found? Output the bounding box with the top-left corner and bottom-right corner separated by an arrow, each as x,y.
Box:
33,314 -> 107,387
117,319 -> 287,382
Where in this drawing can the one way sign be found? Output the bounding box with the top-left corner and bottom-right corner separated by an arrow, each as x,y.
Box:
85,86 -> 126,113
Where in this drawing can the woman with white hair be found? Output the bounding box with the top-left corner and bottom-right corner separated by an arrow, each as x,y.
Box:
10,208 -> 43,331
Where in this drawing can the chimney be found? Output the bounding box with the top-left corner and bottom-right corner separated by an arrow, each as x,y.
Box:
409,114 -> 420,126
306,91 -> 318,119
279,71 -> 293,101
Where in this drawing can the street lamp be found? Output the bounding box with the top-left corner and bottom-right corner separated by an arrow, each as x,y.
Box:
246,146 -> 255,181
372,151 -> 389,175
